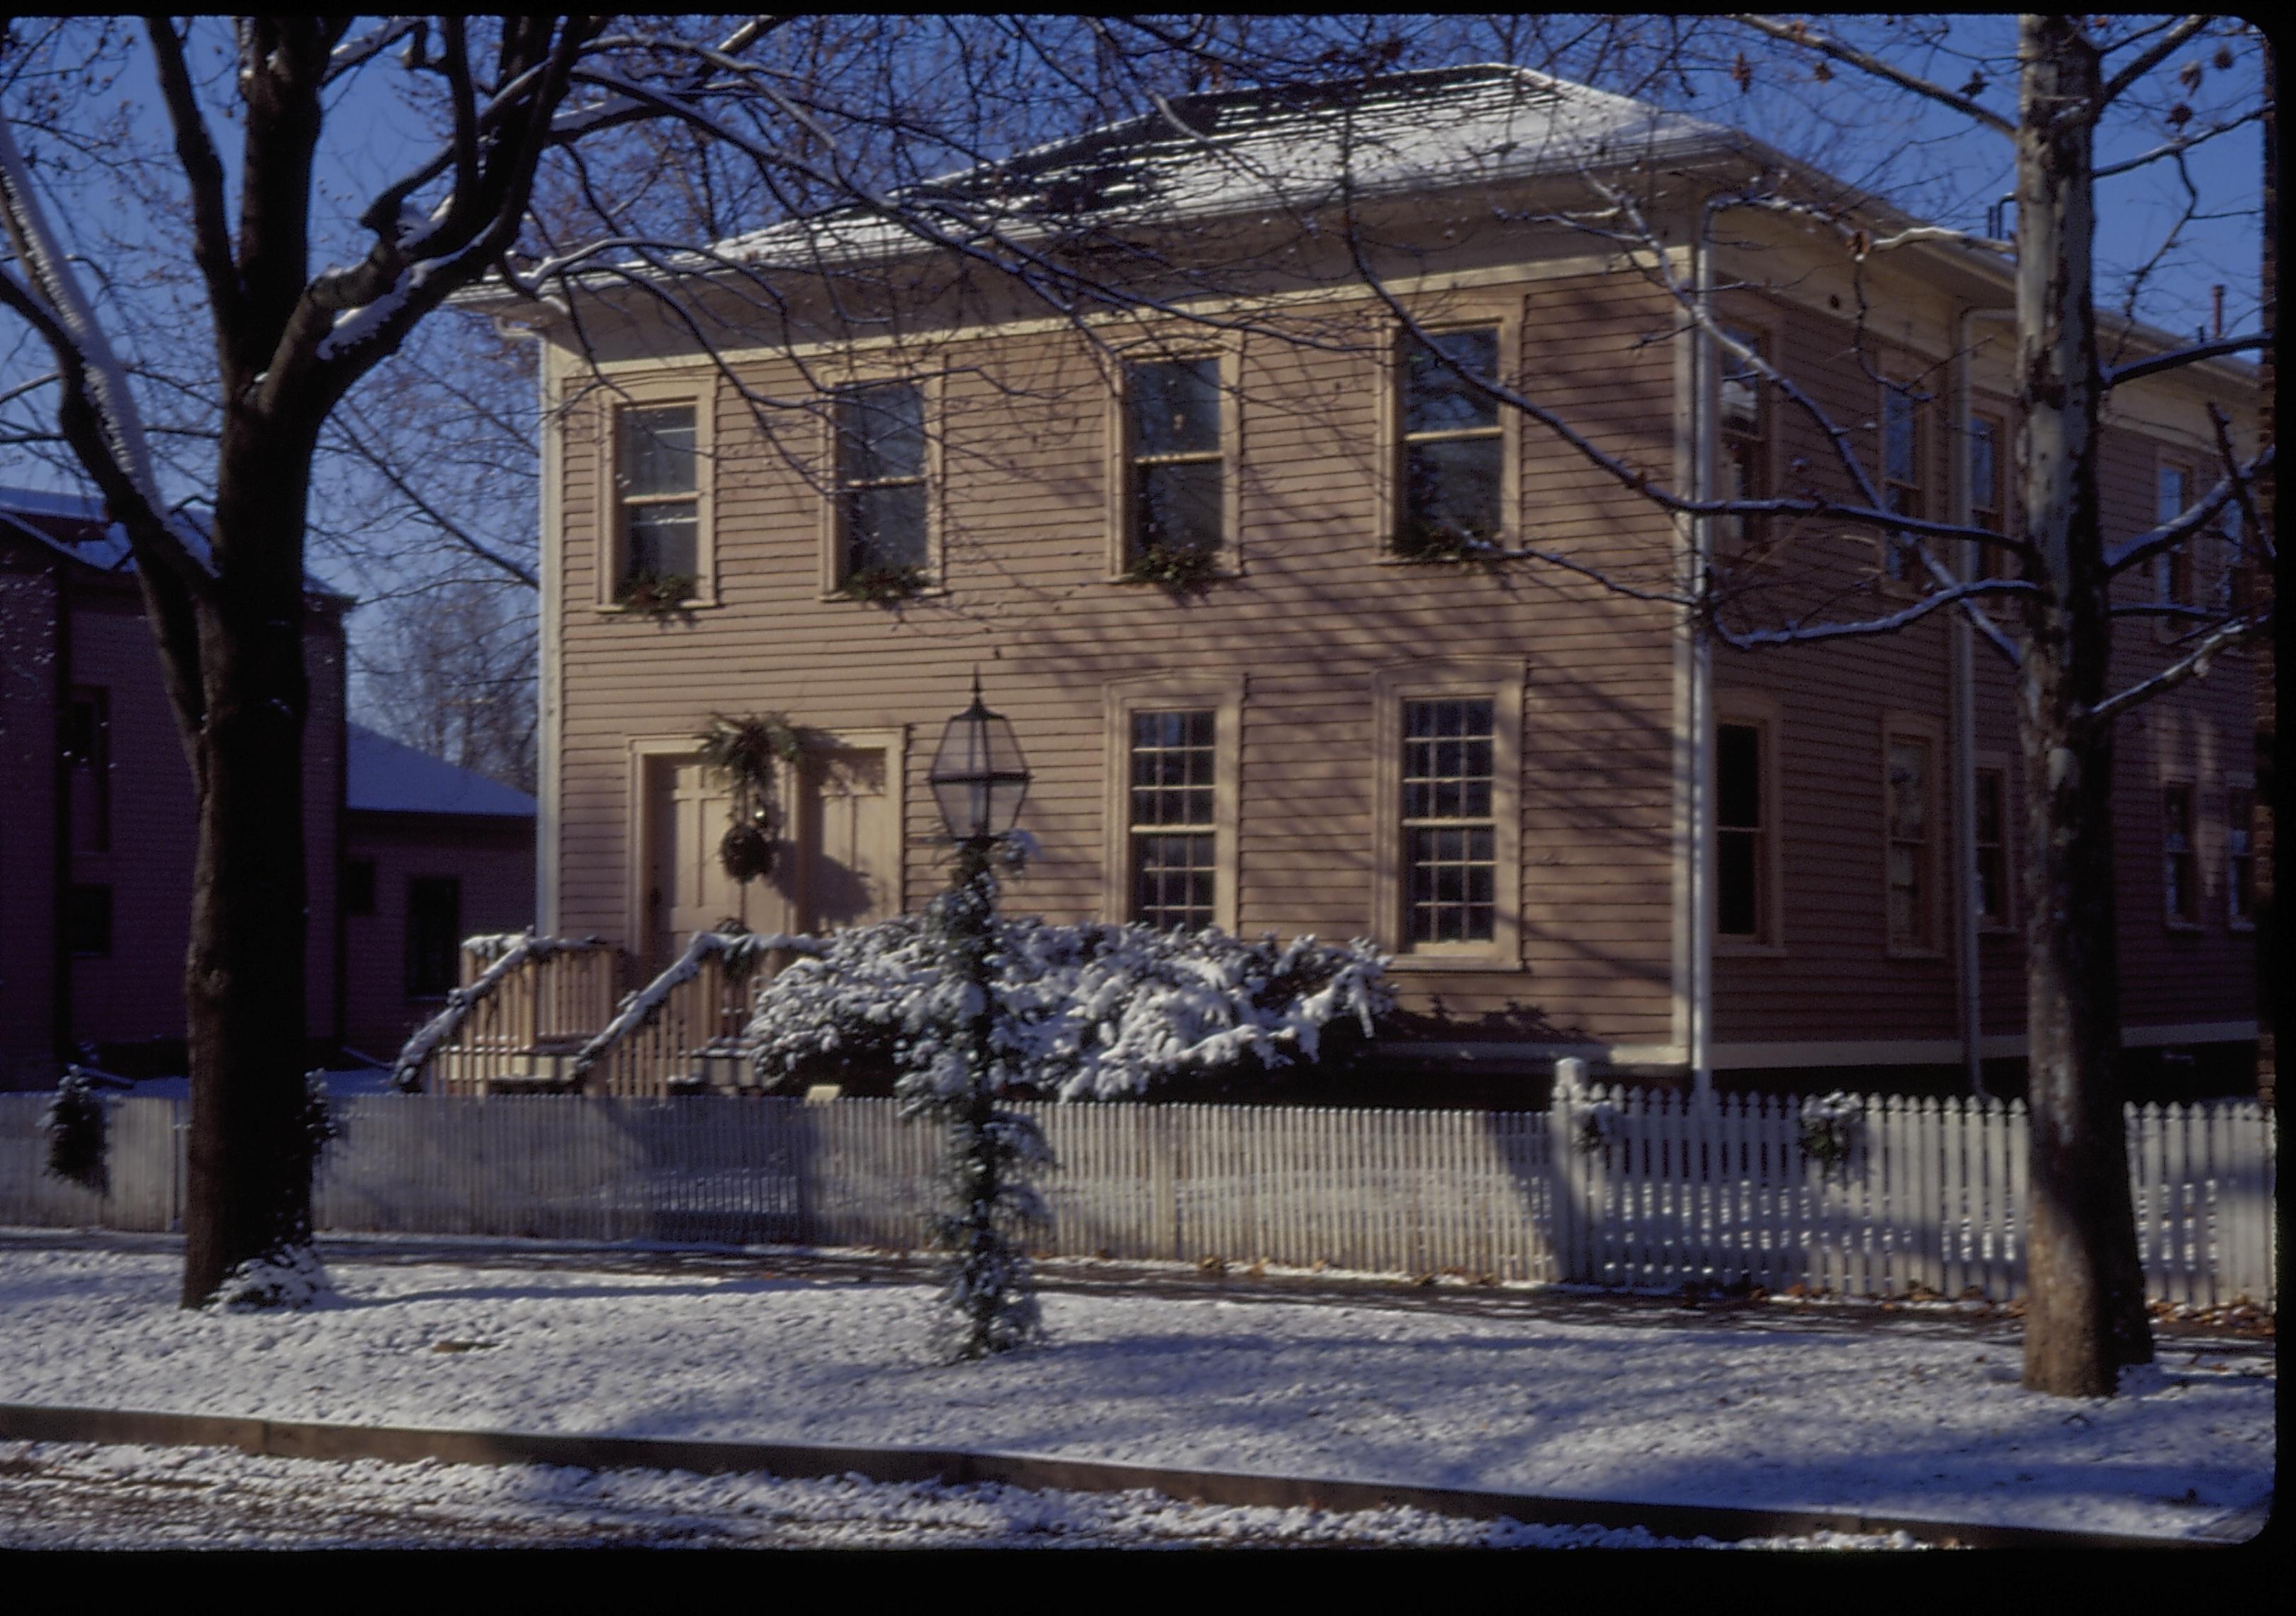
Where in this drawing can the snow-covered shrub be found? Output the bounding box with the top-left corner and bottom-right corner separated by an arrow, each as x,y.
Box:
745,915 -> 1394,1099
1799,1091 -> 1864,1174
300,1069 -> 340,1169
209,1244 -> 331,1311
41,1067 -> 108,1195
1574,1100 -> 1620,1155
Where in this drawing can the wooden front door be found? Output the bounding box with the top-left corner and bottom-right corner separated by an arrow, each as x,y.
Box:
645,757 -> 749,970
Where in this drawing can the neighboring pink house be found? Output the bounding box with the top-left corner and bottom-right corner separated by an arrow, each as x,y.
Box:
340,724 -> 535,1060
0,487 -> 533,1087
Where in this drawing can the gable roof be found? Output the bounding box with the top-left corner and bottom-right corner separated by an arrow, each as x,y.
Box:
0,484 -> 356,600
712,64 -> 1751,270
347,723 -> 536,818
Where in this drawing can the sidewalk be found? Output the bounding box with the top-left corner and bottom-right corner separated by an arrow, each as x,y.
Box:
0,1231 -> 2273,1544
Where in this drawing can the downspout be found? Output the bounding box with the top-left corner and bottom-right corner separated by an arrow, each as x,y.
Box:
497,318 -> 558,938
1689,206 -> 1718,1101
1954,305 -> 2018,1098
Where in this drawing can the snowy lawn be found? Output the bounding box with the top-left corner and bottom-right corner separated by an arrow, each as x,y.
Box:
0,1242 -> 2270,1540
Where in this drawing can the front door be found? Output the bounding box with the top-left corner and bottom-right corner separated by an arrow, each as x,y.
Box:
645,757 -> 750,971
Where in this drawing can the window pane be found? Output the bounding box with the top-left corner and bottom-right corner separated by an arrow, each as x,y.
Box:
1717,831 -> 1759,937
65,884 -> 113,958
1717,724 -> 1761,831
1130,358 -> 1221,457
1135,832 -> 1215,930
407,877 -> 463,998
845,483 -> 928,572
838,383 -> 925,483
1404,327 -> 1500,433
1130,709 -> 1216,833
1136,459 -> 1223,553
620,405 -> 696,497
1402,438 -> 1503,545
2157,466 -> 2188,525
1886,740 -> 1928,840
1720,332 -> 1762,437
626,502 -> 698,580
1884,388 -> 1920,484
1969,417 -> 1998,524
1975,770 -> 2003,848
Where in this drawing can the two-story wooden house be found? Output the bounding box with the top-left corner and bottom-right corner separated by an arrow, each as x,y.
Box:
495,65 -> 2258,1101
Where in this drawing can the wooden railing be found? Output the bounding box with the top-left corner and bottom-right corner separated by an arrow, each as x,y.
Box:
571,931 -> 818,1098
404,936 -> 621,1096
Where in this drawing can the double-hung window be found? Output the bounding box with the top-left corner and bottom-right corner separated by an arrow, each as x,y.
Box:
1884,729 -> 1937,952
1394,325 -> 1506,557
1125,357 -> 1225,573
63,685 -> 110,853
614,402 -> 702,601
1127,709 -> 1218,929
2162,784 -> 2198,926
1974,765 -> 2011,929
1968,411 -> 2013,579
1879,381 -> 1926,583
1402,698 -> 1498,944
2156,462 -> 2195,610
2227,786 -> 2256,927
1715,718 -> 1774,943
833,381 -> 931,589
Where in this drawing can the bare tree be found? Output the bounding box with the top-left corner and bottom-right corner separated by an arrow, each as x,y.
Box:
354,578 -> 536,793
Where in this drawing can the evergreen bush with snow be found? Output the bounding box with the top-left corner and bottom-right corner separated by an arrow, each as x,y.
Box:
744,914 -> 1393,1099
41,1067 -> 108,1196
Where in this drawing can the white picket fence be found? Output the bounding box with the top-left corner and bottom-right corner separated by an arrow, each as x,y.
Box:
0,1089 -> 2275,1306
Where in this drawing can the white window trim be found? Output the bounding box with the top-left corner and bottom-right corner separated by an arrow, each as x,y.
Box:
1712,691 -> 1786,956
1104,337 -> 1245,582
1103,675 -> 1244,933
1375,299 -> 1524,560
1371,659 -> 1524,969
818,370 -> 947,600
1881,712 -> 1947,960
596,378 -> 719,611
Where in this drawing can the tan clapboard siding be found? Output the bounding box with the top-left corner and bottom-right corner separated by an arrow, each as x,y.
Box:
552,269 -> 1684,1048
1709,293 -> 2254,1054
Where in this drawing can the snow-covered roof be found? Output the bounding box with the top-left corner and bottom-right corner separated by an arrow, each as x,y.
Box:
347,723 -> 536,818
0,484 -> 358,595
709,64 -> 1750,271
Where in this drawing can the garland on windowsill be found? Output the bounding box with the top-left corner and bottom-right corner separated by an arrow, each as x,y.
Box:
833,563 -> 930,603
1388,524 -> 1509,564
617,572 -> 697,617
1120,540 -> 1223,590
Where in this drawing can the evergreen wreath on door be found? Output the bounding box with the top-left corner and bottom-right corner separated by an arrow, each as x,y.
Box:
697,714 -> 804,883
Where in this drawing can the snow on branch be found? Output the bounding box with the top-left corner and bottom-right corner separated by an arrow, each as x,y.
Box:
2104,444 -> 2273,575
2090,609 -> 2272,725
1712,578 -> 2036,649
2103,330 -> 2271,390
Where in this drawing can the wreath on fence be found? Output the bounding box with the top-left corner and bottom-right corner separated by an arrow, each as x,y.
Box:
1799,1092 -> 1864,1176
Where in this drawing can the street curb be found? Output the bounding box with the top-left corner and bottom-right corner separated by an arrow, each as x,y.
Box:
0,1401 -> 2251,1549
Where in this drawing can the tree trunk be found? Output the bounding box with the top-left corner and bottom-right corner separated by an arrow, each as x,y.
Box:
178,444 -> 318,1308
2012,15 -> 2152,1396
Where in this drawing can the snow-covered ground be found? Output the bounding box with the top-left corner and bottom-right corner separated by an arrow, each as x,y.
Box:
0,1242 -> 2270,1542
0,1440 -> 1921,1549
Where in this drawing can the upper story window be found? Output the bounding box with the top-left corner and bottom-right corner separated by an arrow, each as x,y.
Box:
1879,381 -> 1926,583
1127,709 -> 1217,930
1884,730 -> 1937,953
615,403 -> 700,599
1395,325 -> 1504,558
63,685 -> 109,854
2155,461 -> 2194,608
833,381 -> 930,592
2161,783 -> 2198,926
1968,411 -> 2014,580
1125,358 -> 1225,575
1718,330 -> 1768,557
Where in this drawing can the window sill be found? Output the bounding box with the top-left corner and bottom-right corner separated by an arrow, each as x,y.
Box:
1978,923 -> 2022,940
2228,919 -> 2257,933
595,597 -> 722,615
1884,945 -> 1947,962
1103,568 -> 1242,586
1373,550 -> 1520,568
1385,951 -> 1524,973
2163,919 -> 2205,934
1715,938 -> 1786,958
820,585 -> 950,605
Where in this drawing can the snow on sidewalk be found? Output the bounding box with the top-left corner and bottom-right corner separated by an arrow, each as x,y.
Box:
0,1245 -> 2270,1540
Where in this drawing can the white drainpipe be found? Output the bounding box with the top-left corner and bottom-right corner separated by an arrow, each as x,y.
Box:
1953,305 -> 2016,1096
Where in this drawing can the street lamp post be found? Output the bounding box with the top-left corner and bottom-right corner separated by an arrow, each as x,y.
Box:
920,675 -> 1043,1359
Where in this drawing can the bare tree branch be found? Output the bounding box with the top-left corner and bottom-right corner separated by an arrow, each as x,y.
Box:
2090,609 -> 2270,724
2103,330 -> 2271,388
1727,14 -> 2015,137
2097,14 -> 2214,109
